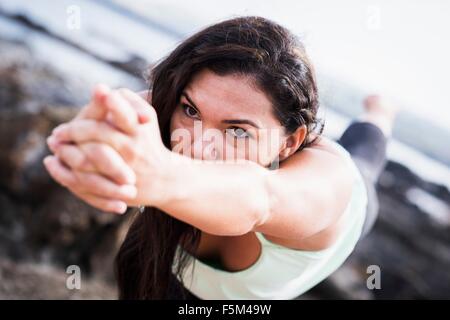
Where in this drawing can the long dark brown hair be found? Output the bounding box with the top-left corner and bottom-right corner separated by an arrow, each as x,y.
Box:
115,16 -> 323,299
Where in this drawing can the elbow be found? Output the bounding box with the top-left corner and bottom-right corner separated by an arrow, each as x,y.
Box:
226,166 -> 274,236
202,163 -> 274,237
252,190 -> 273,231
224,197 -> 271,236
234,205 -> 270,236
249,166 -> 276,233
198,201 -> 268,237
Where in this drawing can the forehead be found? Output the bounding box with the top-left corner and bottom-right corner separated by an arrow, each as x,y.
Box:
183,69 -> 280,127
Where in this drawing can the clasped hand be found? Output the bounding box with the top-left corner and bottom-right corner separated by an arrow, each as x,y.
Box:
44,84 -> 171,214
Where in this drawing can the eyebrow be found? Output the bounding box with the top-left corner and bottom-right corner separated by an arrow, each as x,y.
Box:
181,92 -> 261,129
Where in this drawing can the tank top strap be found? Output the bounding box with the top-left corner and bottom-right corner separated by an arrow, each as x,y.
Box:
255,231 -> 267,244
255,231 -> 285,249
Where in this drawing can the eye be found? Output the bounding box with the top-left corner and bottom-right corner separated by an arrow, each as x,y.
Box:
227,126 -> 252,139
181,103 -> 200,119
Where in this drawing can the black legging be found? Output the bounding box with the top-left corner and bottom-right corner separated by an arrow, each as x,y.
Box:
337,121 -> 388,238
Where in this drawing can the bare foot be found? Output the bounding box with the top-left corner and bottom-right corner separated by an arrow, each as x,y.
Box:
358,95 -> 399,137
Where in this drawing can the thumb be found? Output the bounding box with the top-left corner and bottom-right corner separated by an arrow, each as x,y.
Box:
119,89 -> 155,125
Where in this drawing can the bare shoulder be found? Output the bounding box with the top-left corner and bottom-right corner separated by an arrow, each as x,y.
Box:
279,135 -> 349,172
291,136 -> 353,195
266,135 -> 354,250
304,136 -> 346,157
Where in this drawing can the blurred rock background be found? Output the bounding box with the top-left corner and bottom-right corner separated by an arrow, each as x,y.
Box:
0,0 -> 449,299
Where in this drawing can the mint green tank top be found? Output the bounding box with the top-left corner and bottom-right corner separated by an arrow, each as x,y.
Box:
172,141 -> 368,299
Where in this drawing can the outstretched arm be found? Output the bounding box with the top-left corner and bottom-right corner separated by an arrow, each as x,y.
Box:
46,86 -> 352,242
150,138 -> 353,239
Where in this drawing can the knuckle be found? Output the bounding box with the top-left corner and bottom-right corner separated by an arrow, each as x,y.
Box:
73,158 -> 92,174
98,121 -> 111,134
90,143 -> 107,158
73,172 -> 87,188
68,147 -> 89,170
77,178 -> 101,197
78,155 -> 93,171
120,142 -> 137,162
82,175 -> 98,188
54,146 -> 66,161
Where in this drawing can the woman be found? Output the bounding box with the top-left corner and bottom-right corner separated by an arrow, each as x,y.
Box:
44,16 -> 396,299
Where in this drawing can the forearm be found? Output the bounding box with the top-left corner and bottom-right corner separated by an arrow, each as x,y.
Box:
152,152 -> 272,236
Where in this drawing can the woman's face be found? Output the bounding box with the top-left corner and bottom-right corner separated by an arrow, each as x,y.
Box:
169,69 -> 301,167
